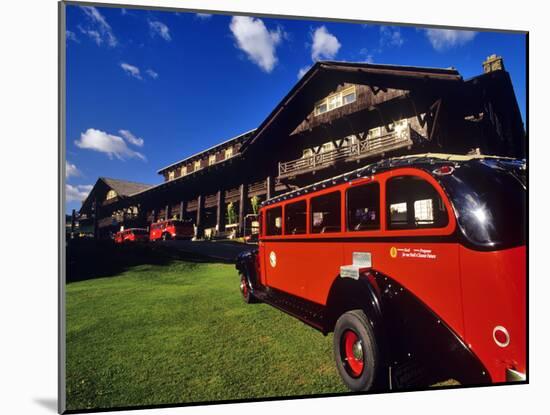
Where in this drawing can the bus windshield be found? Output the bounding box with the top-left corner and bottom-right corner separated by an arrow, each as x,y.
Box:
439,160 -> 526,249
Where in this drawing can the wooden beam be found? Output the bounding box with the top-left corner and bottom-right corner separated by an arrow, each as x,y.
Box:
195,195 -> 204,239
216,189 -> 225,234
238,183 -> 248,236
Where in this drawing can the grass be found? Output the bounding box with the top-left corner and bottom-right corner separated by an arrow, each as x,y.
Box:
66,260 -> 347,411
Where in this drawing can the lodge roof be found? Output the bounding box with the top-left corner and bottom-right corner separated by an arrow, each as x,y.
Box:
239,60 -> 463,154
261,153 -> 524,207
156,129 -> 256,175
99,177 -> 153,197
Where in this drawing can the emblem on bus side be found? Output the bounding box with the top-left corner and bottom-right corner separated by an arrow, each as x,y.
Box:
269,251 -> 277,268
390,247 -> 398,258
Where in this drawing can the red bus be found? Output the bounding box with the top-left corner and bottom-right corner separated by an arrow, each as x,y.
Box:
114,228 -> 149,243
236,154 -> 526,392
149,219 -> 194,241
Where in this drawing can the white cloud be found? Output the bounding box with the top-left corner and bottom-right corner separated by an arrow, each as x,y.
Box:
80,6 -> 117,47
149,20 -> 171,41
66,184 -> 94,202
229,16 -> 283,73
66,30 -> 79,43
119,129 -> 144,147
425,29 -> 477,51
145,69 -> 159,79
196,13 -> 212,20
297,65 -> 311,79
359,48 -> 375,63
380,26 -> 404,47
66,161 -> 80,178
120,62 -> 142,80
75,128 -> 146,161
311,26 -> 341,61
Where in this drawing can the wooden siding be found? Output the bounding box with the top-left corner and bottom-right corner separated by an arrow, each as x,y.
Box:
292,83 -> 407,135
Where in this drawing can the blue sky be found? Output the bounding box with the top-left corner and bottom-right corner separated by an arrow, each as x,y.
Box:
65,5 -> 527,213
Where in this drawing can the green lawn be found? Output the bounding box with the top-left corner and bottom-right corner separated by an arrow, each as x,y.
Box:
66,260 -> 347,411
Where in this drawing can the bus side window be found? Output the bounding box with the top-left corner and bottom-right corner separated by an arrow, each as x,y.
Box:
266,207 -> 283,236
310,191 -> 341,234
347,182 -> 380,231
386,176 -> 448,229
284,200 -> 307,235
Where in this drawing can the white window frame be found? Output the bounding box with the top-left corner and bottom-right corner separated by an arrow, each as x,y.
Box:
194,160 -> 202,171
225,147 -> 233,159
106,190 -> 117,200
208,154 -> 216,166
314,86 -> 356,117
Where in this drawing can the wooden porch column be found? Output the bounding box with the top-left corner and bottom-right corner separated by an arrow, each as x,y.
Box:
179,201 -> 186,220
195,195 -> 204,239
266,176 -> 275,200
216,189 -> 226,234
238,183 -> 248,236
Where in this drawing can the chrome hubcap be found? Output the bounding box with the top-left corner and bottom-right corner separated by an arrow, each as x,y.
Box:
352,340 -> 363,361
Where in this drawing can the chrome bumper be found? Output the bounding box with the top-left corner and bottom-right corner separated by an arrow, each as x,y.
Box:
506,368 -> 526,382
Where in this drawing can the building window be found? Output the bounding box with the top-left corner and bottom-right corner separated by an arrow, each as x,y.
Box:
266,206 -> 282,236
168,171 -> 175,180
321,142 -> 334,153
302,148 -> 313,158
225,147 -> 234,159
314,86 -> 356,116
386,176 -> 448,229
106,190 -> 117,200
180,166 -> 187,176
284,200 -> 307,235
310,191 -> 341,234
194,160 -> 202,171
347,182 -> 380,231
209,154 -> 216,166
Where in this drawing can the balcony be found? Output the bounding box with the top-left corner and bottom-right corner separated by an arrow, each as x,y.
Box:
278,126 -> 418,179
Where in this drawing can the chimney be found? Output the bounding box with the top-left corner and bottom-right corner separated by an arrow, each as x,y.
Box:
483,54 -> 505,73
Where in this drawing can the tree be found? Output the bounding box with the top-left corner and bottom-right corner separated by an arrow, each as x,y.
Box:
226,202 -> 237,225
251,195 -> 260,215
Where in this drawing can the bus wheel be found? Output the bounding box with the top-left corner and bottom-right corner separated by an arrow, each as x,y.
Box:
239,274 -> 256,304
333,309 -> 384,392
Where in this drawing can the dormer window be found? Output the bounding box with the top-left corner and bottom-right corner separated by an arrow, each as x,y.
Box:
225,147 -> 233,159
209,154 -> 216,166
194,160 -> 202,171
168,171 -> 175,181
314,86 -> 356,116
180,165 -> 187,176
106,190 -> 117,200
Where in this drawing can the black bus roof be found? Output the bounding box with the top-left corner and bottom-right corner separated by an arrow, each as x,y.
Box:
262,153 -> 525,208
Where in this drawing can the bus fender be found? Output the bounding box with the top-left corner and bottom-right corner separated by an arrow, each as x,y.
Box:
325,272 -> 384,337
235,249 -> 259,290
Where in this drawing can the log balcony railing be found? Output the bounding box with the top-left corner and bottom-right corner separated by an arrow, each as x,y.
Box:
278,126 -> 416,179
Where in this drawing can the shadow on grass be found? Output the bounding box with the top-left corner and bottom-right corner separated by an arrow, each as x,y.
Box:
66,239 -> 218,283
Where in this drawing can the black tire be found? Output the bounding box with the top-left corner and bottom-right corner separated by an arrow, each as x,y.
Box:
239,274 -> 257,304
333,309 -> 386,392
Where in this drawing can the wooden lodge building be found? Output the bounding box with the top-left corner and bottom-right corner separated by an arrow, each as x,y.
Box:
79,56 -> 525,239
